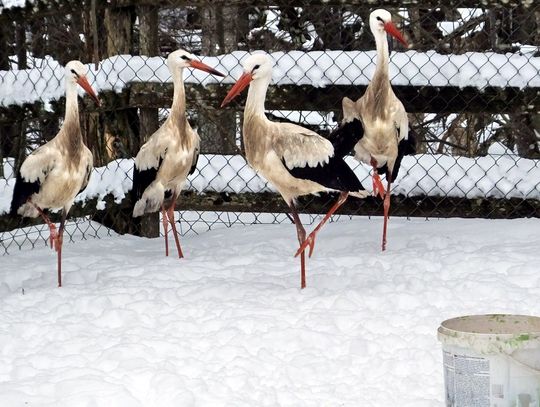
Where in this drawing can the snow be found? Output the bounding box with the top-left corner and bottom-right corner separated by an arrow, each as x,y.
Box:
0,0 -> 27,10
2,146 -> 539,216
76,159 -> 134,210
1,216 -> 540,406
2,50 -> 539,107
248,8 -> 293,44
437,8 -> 485,37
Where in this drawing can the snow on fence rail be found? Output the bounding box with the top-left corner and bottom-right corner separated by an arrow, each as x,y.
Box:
1,143 -> 539,216
2,50 -> 540,107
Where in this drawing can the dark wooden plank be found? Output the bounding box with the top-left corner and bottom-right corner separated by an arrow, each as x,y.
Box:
1,0 -> 532,22
174,191 -> 540,219
113,0 -> 532,10
2,83 -> 537,124
2,191 -> 539,235
125,83 -> 540,114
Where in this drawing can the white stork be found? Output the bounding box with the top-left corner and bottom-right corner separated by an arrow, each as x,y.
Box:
10,60 -> 100,287
131,49 -> 225,258
342,8 -> 416,251
221,53 -> 368,289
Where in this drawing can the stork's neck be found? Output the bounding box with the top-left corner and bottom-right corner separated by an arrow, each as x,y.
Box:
373,30 -> 390,81
62,80 -> 82,141
169,67 -> 187,128
244,76 -> 270,120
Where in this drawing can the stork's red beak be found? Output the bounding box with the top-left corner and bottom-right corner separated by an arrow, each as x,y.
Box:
220,72 -> 253,107
189,60 -> 226,77
77,75 -> 100,106
384,21 -> 408,48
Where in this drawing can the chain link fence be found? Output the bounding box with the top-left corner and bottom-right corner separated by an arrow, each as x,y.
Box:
1,0 -> 539,254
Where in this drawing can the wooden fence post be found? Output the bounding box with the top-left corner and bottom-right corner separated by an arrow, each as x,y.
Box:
199,5 -> 240,155
135,4 -> 160,238
91,4 -> 140,235
103,4 -> 138,162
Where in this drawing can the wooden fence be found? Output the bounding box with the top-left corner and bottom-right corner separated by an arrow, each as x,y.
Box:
0,0 -> 539,248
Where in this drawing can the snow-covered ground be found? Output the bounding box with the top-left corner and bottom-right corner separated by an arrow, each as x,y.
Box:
1,216 -> 540,406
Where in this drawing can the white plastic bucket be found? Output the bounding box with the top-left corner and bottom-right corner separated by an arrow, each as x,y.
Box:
438,314 -> 540,407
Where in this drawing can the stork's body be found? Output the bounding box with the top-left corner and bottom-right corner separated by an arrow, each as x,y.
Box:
10,61 -> 100,287
343,9 -> 416,251
221,54 -> 368,288
132,50 -> 224,258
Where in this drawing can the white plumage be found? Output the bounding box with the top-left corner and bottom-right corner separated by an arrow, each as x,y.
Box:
131,49 -> 225,258
221,53 -> 368,288
343,9 -> 414,251
10,60 -> 100,287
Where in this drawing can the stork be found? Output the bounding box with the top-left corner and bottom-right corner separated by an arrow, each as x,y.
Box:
221,53 -> 368,289
131,49 -> 225,258
342,9 -> 416,251
10,60 -> 100,287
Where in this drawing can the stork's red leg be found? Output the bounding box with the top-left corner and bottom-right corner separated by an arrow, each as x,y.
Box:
288,202 -> 307,289
56,210 -> 67,287
295,192 -> 349,259
162,205 -> 169,257
382,176 -> 392,252
371,158 -> 385,199
166,197 -> 184,259
32,202 -> 58,249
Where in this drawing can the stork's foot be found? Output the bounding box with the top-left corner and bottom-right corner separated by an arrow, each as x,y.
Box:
48,224 -> 58,250
372,173 -> 386,199
295,232 -> 316,258
54,233 -> 63,253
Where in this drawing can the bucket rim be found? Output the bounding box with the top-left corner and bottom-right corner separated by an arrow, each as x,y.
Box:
438,314 -> 540,354
439,314 -> 540,336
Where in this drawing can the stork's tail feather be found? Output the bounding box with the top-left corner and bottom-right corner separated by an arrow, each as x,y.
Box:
350,190 -> 371,199
132,182 -> 166,217
133,196 -> 162,217
10,175 -> 41,217
131,161 -> 163,217
133,200 -> 148,218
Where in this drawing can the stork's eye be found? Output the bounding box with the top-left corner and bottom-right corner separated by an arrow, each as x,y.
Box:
376,16 -> 384,23
252,64 -> 260,72
70,68 -> 79,77
180,55 -> 190,61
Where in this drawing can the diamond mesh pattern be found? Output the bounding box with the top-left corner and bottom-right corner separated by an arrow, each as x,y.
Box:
0,1 -> 539,254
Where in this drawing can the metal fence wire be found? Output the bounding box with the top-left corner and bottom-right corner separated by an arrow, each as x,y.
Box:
1,0 -> 539,254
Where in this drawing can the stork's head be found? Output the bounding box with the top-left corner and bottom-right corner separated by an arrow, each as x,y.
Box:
369,9 -> 408,48
65,60 -> 100,106
167,49 -> 225,77
220,53 -> 273,107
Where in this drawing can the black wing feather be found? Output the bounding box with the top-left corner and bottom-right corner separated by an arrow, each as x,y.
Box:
188,147 -> 200,176
284,118 -> 366,193
326,118 -> 364,158
77,164 -> 93,195
10,174 -> 41,216
286,155 -> 365,193
131,157 -> 163,203
378,126 -> 418,182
